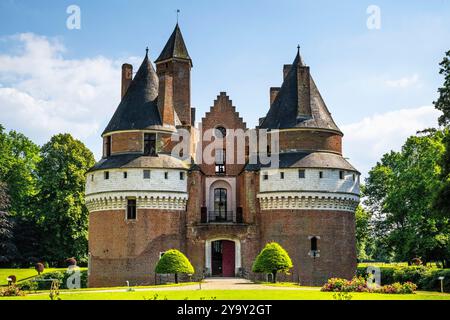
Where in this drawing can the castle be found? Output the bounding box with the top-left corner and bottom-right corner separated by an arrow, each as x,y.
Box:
85,24 -> 360,287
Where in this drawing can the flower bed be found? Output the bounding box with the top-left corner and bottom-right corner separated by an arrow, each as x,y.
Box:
321,276 -> 417,294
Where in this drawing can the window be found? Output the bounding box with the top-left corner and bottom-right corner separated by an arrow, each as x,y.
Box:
144,133 -> 156,156
298,170 -> 305,179
215,149 -> 226,175
215,126 -> 227,138
123,172 -> 127,179
352,174 -> 356,181
263,173 -> 269,180
180,172 -> 185,180
280,172 -> 284,179
105,136 -> 111,157
339,171 -> 345,180
104,171 -> 109,180
143,170 -> 151,179
213,188 -> 228,221
319,171 -> 323,179
311,237 -> 318,251
127,199 -> 136,220
91,174 -> 94,182
164,172 -> 169,179
267,144 -> 271,156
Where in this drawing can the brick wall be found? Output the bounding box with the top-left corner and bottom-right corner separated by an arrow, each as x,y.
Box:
276,130 -> 342,154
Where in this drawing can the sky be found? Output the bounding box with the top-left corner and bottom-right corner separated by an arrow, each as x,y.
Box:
0,0 -> 449,179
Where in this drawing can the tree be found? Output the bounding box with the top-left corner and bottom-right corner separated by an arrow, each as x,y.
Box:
252,242 -> 293,283
36,134 -> 95,265
365,129 -> 450,266
0,182 -> 18,266
434,50 -> 450,221
155,249 -> 194,284
434,50 -> 450,127
355,204 -> 372,261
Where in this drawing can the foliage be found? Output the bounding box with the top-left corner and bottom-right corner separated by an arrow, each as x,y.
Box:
36,133 -> 95,265
364,129 -> 450,266
357,265 -> 450,292
0,182 -> 18,265
155,249 -> 194,283
18,270 -> 88,291
321,276 -> 417,294
252,242 -> 293,283
434,50 -> 450,127
355,204 -> 372,260
0,284 -> 24,297
7,275 -> 16,284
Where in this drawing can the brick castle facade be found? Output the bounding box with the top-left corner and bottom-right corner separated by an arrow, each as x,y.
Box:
85,24 -> 360,287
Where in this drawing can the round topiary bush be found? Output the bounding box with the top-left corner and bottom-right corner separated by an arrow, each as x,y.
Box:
7,275 -> 16,284
155,249 -> 194,284
66,257 -> 77,266
35,262 -> 45,275
252,242 -> 293,283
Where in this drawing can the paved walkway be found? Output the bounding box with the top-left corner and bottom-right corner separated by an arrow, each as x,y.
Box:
30,278 -> 317,296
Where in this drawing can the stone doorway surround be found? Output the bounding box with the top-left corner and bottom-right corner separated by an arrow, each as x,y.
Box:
204,238 -> 241,276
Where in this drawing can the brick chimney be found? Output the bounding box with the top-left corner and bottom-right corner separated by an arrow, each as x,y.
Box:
121,63 -> 133,99
270,87 -> 280,106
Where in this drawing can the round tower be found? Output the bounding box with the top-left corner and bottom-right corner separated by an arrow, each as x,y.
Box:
256,48 -> 360,285
85,31 -> 193,286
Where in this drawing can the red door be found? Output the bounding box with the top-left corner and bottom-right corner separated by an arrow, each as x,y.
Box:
222,240 -> 235,277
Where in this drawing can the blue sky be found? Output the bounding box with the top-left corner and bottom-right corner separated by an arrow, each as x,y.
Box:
0,0 -> 449,177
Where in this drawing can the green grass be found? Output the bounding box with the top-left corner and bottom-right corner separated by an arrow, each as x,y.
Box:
2,288 -> 450,300
0,268 -> 76,286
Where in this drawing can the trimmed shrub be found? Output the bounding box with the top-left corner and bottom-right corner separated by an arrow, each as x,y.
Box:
18,270 -> 88,291
66,258 -> 77,266
252,242 -> 293,283
7,275 -> 16,284
155,249 -> 194,284
35,262 -> 44,275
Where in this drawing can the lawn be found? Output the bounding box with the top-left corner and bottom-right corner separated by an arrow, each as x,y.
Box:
0,268 -> 77,286
2,288 -> 450,300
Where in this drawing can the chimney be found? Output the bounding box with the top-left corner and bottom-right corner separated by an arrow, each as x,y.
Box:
121,63 -> 133,99
270,87 -> 280,106
283,64 -> 292,80
297,66 -> 312,118
157,73 -> 175,127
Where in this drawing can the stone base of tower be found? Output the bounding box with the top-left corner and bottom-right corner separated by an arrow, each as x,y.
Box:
258,209 -> 357,286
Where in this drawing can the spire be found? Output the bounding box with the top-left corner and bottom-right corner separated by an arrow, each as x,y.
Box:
103,52 -> 174,135
294,44 -> 305,66
155,24 -> 192,66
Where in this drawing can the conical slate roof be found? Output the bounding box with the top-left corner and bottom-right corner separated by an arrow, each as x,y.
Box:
103,53 -> 174,135
155,24 -> 192,66
260,50 -> 341,133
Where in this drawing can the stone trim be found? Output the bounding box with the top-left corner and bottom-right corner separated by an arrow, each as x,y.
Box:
86,192 -> 188,212
257,192 -> 359,212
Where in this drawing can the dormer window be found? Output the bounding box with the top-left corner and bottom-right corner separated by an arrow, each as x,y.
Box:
144,133 -> 156,156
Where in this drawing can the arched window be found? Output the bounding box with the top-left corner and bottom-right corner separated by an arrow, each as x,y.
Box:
310,236 -> 320,258
213,188 -> 228,221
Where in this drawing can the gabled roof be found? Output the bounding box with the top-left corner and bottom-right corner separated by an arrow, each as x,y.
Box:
155,24 -> 192,66
103,52 -> 176,135
259,49 -> 341,134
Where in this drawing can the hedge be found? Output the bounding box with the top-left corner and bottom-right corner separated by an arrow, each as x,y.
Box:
18,270 -> 88,291
357,266 -> 450,292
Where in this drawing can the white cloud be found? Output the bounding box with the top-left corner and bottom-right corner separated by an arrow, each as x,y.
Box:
341,105 -> 441,180
0,33 -> 125,160
385,73 -> 420,88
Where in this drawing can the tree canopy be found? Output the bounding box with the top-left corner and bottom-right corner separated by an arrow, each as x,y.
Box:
252,242 -> 293,282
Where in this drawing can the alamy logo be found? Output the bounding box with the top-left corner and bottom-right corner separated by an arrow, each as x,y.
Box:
171,127 -> 280,169
66,5 -> 81,30
366,5 -> 381,30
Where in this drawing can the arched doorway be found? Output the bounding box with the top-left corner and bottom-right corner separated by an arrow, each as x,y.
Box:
209,240 -> 236,277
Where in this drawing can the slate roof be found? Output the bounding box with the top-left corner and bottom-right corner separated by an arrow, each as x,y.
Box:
245,152 -> 358,172
103,53 -> 177,135
155,24 -> 192,66
89,153 -> 190,172
259,50 -> 341,133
